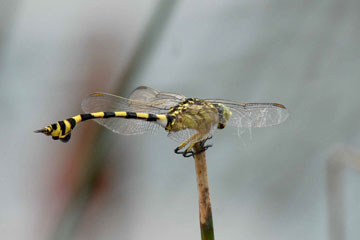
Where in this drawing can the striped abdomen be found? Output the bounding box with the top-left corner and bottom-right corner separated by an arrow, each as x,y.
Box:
35,111 -> 167,142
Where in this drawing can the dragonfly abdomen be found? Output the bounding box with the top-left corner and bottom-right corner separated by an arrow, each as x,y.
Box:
35,111 -> 168,142
80,111 -> 166,122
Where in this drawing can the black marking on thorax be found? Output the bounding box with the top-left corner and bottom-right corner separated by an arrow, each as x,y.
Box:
165,115 -> 175,129
168,98 -> 203,114
165,98 -> 207,130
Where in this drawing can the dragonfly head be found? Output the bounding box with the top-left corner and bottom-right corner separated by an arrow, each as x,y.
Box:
215,104 -> 232,129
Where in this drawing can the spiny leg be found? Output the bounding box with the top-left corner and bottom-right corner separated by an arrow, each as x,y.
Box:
189,135 -> 213,157
200,135 -> 212,149
174,134 -> 198,156
174,134 -> 213,157
183,141 -> 198,157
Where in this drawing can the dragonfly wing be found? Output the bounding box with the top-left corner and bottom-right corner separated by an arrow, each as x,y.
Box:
81,92 -> 169,114
167,129 -> 198,143
129,86 -> 186,110
128,86 -> 160,102
81,92 -> 167,135
205,99 -> 289,128
94,117 -> 161,135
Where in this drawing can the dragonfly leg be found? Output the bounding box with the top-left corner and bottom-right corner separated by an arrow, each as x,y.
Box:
174,137 -> 193,154
174,134 -> 212,157
183,138 -> 213,157
174,133 -> 202,157
175,148 -> 195,158
192,136 -> 213,155
174,147 -> 194,157
200,135 -> 212,148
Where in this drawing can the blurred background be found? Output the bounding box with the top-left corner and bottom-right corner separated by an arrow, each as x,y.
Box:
1,0 -> 360,239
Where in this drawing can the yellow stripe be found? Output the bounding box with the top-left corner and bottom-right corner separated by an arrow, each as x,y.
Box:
73,115 -> 82,123
115,112 -> 127,117
157,114 -> 167,121
51,123 -> 61,136
91,112 -> 105,118
63,120 -> 71,134
45,126 -> 52,135
136,113 -> 149,119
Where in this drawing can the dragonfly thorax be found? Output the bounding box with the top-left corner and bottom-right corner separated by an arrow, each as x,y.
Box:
164,98 -> 231,132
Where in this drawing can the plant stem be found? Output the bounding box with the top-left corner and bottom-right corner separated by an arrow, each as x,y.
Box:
193,143 -> 215,240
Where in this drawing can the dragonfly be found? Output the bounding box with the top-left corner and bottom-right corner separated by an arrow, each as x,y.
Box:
35,86 -> 289,157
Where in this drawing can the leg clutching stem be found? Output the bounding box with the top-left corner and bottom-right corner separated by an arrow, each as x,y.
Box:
174,135 -> 213,157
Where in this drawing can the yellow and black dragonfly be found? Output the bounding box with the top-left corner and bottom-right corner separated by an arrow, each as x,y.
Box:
35,86 -> 289,157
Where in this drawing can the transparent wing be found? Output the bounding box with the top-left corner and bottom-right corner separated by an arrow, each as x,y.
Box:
81,92 -> 171,135
167,127 -> 217,144
167,129 -> 198,143
205,99 -> 289,128
82,92 -> 171,114
92,117 -> 162,136
129,86 -> 186,110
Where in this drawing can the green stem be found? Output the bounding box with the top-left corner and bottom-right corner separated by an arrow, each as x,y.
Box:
193,143 -> 215,240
